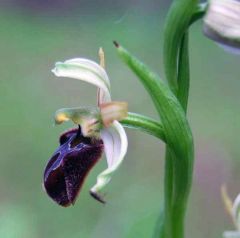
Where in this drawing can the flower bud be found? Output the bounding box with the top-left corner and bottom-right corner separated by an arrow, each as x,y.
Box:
203,0 -> 240,54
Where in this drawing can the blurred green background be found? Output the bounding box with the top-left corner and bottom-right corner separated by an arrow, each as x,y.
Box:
0,1 -> 239,238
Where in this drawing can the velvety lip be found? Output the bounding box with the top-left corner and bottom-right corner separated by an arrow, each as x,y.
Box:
43,127 -> 104,207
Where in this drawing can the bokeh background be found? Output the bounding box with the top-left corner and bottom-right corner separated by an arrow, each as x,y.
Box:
0,1 -> 239,237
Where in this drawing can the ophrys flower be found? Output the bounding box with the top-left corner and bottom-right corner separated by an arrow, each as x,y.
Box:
43,49 -> 128,206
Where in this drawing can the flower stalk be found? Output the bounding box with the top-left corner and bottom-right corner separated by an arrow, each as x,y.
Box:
120,112 -> 166,142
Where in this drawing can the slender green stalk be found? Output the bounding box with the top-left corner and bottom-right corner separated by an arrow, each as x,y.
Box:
163,148 -> 174,238
177,33 -> 190,112
172,32 -> 191,238
166,9 -> 206,238
161,33 -> 191,238
168,8 -> 206,237
160,3 -> 207,236
162,0 -> 200,236
121,112 -> 166,142
163,0 -> 197,94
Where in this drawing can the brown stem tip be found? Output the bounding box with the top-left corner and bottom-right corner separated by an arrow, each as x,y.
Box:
90,191 -> 106,204
113,41 -> 119,48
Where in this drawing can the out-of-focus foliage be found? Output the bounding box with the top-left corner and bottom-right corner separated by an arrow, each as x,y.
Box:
0,2 -> 239,238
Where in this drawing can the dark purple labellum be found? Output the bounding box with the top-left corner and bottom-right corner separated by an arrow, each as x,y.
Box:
43,127 -> 104,207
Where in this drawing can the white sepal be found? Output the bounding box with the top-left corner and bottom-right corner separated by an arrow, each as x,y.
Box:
90,121 -> 128,197
52,58 -> 111,102
203,0 -> 240,53
98,88 -> 110,105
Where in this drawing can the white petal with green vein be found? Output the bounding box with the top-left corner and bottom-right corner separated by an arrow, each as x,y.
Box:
52,58 -> 111,102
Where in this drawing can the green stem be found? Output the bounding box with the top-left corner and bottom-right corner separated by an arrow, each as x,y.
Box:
162,34 -> 192,238
121,112 -> 166,142
160,7 -> 207,234
164,15 -> 205,238
177,33 -> 190,112
163,0 -> 197,94
172,32 -> 191,238
163,0 -> 198,236
162,148 -> 174,238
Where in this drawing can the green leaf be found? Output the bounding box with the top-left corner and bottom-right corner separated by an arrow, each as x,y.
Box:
115,43 -> 194,238
115,43 -> 193,158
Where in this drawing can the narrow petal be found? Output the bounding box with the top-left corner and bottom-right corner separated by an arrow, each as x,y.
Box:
54,107 -> 101,137
90,121 -> 128,202
52,58 -> 111,102
55,107 -> 99,125
97,47 -> 110,105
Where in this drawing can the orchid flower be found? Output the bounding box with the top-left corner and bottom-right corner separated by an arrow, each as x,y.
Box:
222,186 -> 240,238
43,49 -> 128,206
